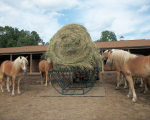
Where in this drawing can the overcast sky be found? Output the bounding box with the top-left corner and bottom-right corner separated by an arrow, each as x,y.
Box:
0,0 -> 150,43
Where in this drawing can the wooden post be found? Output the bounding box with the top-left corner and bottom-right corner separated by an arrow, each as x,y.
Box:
10,55 -> 12,61
102,51 -> 104,73
128,49 -> 130,53
30,54 -> 32,73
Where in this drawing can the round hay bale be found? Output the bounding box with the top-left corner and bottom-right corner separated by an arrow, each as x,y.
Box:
46,23 -> 102,70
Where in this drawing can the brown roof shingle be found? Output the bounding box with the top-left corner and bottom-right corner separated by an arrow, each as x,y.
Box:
0,39 -> 150,55
0,45 -> 48,54
95,39 -> 150,49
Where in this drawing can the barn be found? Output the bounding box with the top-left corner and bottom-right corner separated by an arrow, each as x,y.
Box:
0,44 -> 48,73
0,38 -> 150,73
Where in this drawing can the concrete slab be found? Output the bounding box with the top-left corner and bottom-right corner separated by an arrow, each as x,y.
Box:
40,86 -> 105,97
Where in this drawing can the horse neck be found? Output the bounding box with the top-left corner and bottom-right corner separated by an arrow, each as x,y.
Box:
50,61 -> 53,70
47,60 -> 53,70
13,58 -> 22,72
112,50 -> 137,65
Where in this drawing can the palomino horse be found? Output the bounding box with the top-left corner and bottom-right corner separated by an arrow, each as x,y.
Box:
0,56 -> 28,95
39,60 -> 53,86
107,49 -> 150,102
102,49 -> 128,89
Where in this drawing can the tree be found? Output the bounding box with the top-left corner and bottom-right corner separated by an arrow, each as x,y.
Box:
0,26 -> 44,48
45,42 -> 49,45
96,30 -> 117,42
17,30 -> 44,47
0,26 -> 20,47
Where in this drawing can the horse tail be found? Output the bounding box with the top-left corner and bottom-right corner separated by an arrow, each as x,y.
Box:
50,61 -> 53,70
42,72 -> 45,78
40,71 -> 44,78
0,63 -> 3,76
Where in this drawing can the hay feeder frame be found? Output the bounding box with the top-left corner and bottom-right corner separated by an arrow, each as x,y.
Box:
48,69 -> 98,95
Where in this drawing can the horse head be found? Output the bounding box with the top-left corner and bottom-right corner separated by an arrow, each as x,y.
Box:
20,56 -> 28,72
101,50 -> 109,60
106,50 -> 113,65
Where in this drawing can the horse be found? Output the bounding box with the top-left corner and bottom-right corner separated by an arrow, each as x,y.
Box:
0,56 -> 28,96
102,50 -> 143,89
102,49 -> 128,89
106,49 -> 150,102
39,60 -> 53,86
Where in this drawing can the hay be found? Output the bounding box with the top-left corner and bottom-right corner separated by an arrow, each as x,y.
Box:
45,24 -> 102,70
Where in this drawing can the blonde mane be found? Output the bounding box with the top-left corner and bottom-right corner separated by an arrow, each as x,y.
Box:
109,49 -> 137,65
13,56 -> 28,70
104,50 -> 109,54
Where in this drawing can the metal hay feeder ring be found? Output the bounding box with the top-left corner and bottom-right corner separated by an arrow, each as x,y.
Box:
48,69 -> 98,95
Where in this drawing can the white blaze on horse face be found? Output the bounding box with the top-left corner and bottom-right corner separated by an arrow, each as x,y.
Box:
21,60 -> 27,72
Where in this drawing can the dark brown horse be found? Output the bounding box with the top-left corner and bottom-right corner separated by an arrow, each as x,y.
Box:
107,49 -> 150,102
39,60 -> 53,86
0,56 -> 28,95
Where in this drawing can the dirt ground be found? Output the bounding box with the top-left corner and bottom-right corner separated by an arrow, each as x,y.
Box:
0,72 -> 150,120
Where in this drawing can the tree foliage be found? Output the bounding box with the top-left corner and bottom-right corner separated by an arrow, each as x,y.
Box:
0,26 -> 44,48
96,30 -> 117,42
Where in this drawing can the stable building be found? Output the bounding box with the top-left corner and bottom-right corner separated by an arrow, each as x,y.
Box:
0,38 -> 150,73
0,45 -> 48,73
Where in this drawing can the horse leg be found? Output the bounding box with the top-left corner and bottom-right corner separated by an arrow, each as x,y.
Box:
127,86 -> 132,99
49,74 -> 52,86
119,74 -> 123,85
12,76 -> 15,96
139,78 -> 143,88
0,78 -> 4,92
116,71 -> 121,90
126,75 -> 137,102
18,77 -> 22,94
123,76 -> 128,89
40,71 -> 43,84
6,77 -> 10,92
143,78 -> 148,94
45,71 -> 48,86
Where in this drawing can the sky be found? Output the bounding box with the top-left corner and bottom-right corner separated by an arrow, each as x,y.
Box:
0,0 -> 150,43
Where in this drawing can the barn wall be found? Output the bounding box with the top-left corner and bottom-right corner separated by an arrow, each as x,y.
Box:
32,59 -> 40,72
0,53 -> 43,73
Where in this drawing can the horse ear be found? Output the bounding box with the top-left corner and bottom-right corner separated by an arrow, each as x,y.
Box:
20,56 -> 22,59
26,56 -> 28,59
110,50 -> 113,54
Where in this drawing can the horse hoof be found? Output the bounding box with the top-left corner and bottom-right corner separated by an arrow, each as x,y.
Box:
124,86 -> 128,89
127,95 -> 132,99
115,87 -> 119,90
139,85 -> 143,88
143,91 -> 147,94
12,92 -> 15,96
45,84 -> 47,87
8,90 -> 10,92
132,98 -> 137,102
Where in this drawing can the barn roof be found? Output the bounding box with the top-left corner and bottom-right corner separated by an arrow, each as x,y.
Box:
0,45 -> 48,55
95,39 -> 150,49
0,39 -> 150,55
